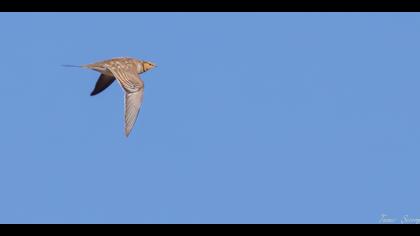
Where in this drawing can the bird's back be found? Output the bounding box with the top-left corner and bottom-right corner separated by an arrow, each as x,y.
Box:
85,57 -> 139,75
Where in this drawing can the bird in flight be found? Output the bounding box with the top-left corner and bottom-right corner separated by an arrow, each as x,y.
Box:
63,57 -> 156,137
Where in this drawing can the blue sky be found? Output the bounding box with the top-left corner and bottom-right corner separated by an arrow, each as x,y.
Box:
0,13 -> 420,223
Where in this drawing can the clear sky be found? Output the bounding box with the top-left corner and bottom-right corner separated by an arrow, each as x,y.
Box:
0,13 -> 420,224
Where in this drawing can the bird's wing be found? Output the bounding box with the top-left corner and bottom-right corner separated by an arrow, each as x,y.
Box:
105,64 -> 145,137
90,74 -> 116,96
124,88 -> 144,137
106,63 -> 143,93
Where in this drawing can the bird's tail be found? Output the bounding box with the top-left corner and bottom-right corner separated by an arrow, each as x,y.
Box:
62,64 -> 83,68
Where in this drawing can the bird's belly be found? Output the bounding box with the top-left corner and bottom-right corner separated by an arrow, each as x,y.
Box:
94,69 -> 114,77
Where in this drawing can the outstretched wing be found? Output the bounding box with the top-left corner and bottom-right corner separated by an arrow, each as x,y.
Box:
106,63 -> 143,93
105,63 -> 145,137
90,74 -> 116,96
124,88 -> 144,137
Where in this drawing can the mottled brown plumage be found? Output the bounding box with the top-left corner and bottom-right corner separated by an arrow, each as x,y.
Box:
64,57 -> 156,137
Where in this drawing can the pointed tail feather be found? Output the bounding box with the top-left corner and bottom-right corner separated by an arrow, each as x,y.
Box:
62,64 -> 83,68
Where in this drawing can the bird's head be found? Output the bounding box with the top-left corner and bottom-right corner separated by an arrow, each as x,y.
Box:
142,61 -> 156,72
